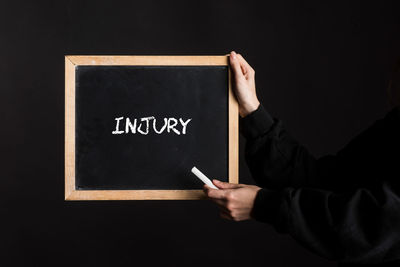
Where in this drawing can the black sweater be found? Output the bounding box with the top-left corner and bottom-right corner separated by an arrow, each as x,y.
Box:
240,104 -> 400,265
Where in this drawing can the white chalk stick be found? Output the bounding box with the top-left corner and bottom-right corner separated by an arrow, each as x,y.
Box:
191,166 -> 219,190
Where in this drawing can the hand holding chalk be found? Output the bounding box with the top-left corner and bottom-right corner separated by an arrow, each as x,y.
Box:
191,167 -> 219,190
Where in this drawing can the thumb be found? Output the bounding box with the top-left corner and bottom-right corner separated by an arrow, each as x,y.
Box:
213,179 -> 241,189
229,51 -> 244,80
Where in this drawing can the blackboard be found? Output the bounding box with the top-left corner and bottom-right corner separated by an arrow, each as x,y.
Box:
65,56 -> 238,200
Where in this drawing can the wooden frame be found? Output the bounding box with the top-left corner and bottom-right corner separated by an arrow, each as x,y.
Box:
65,55 -> 238,200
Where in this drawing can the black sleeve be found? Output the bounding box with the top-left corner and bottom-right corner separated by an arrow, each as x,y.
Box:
243,105 -> 400,263
250,183 -> 400,263
240,104 -> 322,189
241,104 -> 400,191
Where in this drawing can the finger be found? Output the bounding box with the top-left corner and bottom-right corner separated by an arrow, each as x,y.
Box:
229,51 -> 245,79
213,199 -> 229,212
210,200 -> 230,214
213,179 -> 242,189
240,63 -> 247,76
237,54 -> 255,80
237,54 -> 253,73
204,187 -> 226,200
217,205 -> 230,214
203,184 -> 210,194
203,185 -> 215,197
220,212 -> 232,220
203,184 -> 215,197
211,197 -> 226,205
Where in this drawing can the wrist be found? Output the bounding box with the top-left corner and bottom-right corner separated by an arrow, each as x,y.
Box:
240,100 -> 260,118
239,104 -> 274,140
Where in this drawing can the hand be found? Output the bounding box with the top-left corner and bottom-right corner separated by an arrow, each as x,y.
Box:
229,51 -> 260,117
203,179 -> 261,221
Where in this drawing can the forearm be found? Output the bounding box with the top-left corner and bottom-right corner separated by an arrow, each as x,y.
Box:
251,183 -> 400,263
241,104 -> 320,189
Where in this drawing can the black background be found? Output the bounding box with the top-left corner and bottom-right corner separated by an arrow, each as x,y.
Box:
75,66 -> 228,190
1,1 -> 400,266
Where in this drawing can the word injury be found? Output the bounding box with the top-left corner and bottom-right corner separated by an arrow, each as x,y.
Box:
112,116 -> 192,135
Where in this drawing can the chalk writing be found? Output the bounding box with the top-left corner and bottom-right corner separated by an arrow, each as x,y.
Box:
112,116 -> 192,135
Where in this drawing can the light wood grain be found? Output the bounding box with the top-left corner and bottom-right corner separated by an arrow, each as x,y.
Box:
64,55 -> 238,200
65,57 -> 76,200
228,63 -> 239,184
66,55 -> 228,66
66,190 -> 206,200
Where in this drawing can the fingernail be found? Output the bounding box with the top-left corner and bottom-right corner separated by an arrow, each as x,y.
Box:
231,51 -> 236,60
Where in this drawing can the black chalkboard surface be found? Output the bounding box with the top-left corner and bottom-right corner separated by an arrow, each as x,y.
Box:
65,56 -> 238,200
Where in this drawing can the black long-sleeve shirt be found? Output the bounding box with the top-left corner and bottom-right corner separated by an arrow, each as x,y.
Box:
240,104 -> 400,266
